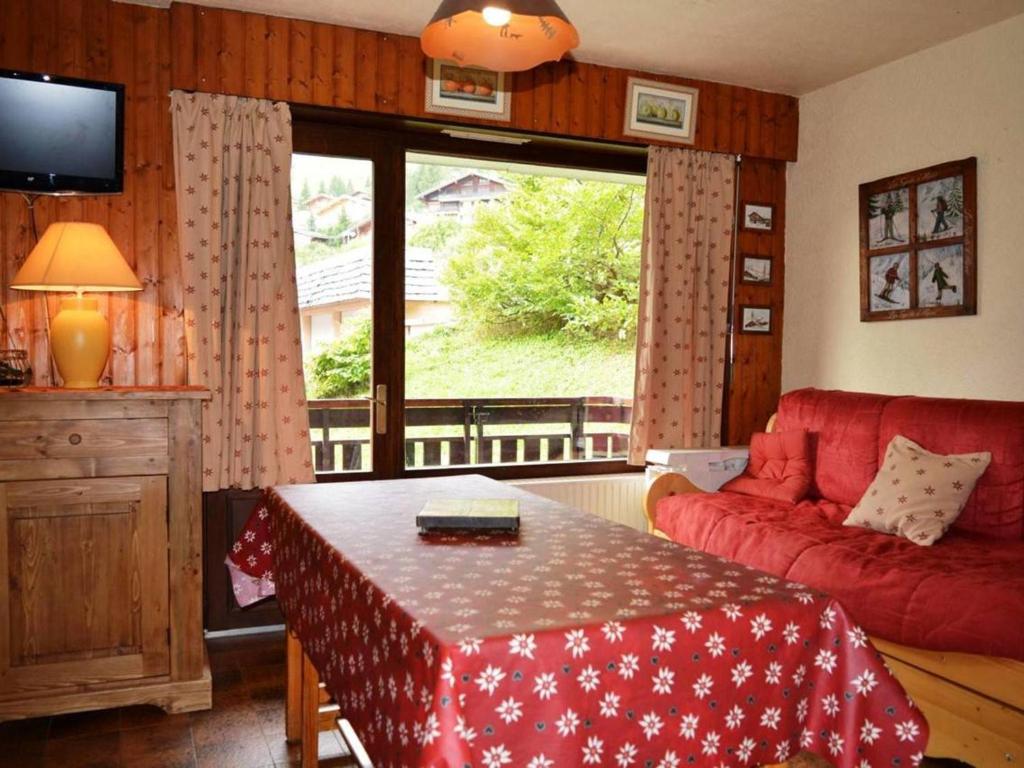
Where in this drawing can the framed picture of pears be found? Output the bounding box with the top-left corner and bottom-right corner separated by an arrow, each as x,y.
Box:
623,77 -> 699,145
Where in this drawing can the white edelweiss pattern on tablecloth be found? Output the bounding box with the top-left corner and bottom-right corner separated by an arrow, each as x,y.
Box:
239,477 -> 926,767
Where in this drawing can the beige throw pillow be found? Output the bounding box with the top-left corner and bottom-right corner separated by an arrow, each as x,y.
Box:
844,435 -> 991,546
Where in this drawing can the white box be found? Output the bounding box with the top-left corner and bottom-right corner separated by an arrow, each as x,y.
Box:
644,447 -> 750,492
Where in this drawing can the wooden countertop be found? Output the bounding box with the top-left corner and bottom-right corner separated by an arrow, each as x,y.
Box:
0,386 -> 212,400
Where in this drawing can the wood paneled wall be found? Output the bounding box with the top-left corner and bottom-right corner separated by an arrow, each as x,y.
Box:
0,0 -> 793,441
168,3 -> 798,162
1,0 -> 182,387
728,158 -> 787,444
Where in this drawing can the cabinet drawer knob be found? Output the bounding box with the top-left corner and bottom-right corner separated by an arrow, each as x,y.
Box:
68,433 -> 83,445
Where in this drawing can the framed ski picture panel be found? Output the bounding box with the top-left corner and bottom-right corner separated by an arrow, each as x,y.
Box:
859,157 -> 977,321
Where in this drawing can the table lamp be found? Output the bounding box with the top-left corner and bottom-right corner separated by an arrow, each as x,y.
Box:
11,222 -> 142,389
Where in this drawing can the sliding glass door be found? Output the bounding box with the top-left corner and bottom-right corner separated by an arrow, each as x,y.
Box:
292,152 -> 377,474
291,123 -> 406,479
292,115 -> 645,481
402,152 -> 643,473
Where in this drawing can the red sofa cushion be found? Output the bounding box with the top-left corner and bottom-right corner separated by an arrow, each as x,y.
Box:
721,430 -> 812,504
774,388 -> 893,506
655,491 -> 1024,661
878,396 -> 1024,540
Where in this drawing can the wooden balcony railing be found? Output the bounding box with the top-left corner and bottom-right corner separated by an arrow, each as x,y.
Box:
307,396 -> 632,472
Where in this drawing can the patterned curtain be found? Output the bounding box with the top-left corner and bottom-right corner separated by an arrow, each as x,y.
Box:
171,91 -> 314,491
628,148 -> 736,465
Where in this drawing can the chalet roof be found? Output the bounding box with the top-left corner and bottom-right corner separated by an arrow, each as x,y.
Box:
417,171 -> 508,201
302,193 -> 333,207
297,191 -> 372,215
296,245 -> 448,308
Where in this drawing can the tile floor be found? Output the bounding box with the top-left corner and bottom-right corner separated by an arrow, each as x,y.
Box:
0,630 -> 353,768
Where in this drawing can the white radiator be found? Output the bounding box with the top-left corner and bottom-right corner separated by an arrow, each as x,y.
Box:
508,473 -> 648,531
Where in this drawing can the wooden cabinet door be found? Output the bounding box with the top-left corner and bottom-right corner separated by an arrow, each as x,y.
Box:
0,477 -> 170,697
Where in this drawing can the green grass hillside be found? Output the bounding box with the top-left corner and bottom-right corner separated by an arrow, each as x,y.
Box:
405,328 -> 636,401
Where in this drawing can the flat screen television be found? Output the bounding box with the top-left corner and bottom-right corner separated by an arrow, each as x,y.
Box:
0,69 -> 124,195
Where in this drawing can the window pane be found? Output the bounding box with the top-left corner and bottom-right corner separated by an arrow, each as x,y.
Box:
404,153 -> 643,470
292,154 -> 374,473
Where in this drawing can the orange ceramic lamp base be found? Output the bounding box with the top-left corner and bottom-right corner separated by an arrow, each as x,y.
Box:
10,223 -> 141,388
50,296 -> 110,389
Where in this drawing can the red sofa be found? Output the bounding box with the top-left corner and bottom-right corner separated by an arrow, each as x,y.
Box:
652,388 -> 1024,661
646,388 -> 1024,761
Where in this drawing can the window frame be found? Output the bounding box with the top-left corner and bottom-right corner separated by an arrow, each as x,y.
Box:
292,107 -> 647,483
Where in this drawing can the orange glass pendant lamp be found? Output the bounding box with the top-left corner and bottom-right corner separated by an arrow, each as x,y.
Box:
421,0 -> 580,72
11,222 -> 142,389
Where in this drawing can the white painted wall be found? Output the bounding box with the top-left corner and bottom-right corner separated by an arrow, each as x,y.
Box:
783,14 -> 1024,400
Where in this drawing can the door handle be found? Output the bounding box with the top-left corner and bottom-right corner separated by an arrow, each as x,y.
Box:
363,384 -> 387,435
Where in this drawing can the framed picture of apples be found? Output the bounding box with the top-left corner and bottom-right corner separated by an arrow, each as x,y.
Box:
623,77 -> 699,145
425,60 -> 511,122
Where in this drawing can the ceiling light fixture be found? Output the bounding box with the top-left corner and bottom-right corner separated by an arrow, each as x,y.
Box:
421,0 -> 580,73
481,6 -> 512,27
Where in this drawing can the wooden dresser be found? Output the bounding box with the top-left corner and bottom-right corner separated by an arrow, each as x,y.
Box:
0,387 -> 212,721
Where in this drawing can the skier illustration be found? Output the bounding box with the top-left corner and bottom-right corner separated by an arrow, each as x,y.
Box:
930,261 -> 957,303
878,263 -> 901,302
880,191 -> 905,243
931,195 -> 950,235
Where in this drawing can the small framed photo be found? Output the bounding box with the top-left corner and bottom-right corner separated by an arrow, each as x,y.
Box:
740,255 -> 772,285
739,305 -> 772,334
623,77 -> 699,145
859,157 -> 976,321
425,60 -> 510,122
742,203 -> 774,232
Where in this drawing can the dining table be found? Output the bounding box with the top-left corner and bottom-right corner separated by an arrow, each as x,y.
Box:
229,474 -> 928,767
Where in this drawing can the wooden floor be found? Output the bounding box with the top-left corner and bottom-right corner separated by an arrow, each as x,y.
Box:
0,629 -> 971,768
0,631 -> 353,768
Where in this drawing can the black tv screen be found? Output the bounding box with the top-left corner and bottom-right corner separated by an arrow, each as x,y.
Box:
0,69 -> 124,195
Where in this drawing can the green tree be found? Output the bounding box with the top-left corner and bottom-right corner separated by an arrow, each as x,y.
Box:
406,164 -> 448,210
322,210 -> 353,238
299,178 -> 312,205
306,319 -> 372,398
443,175 -> 644,341
409,217 -> 460,253
947,183 -> 964,218
328,175 -> 353,196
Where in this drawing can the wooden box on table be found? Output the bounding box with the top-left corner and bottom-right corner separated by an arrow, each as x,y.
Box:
0,387 -> 212,721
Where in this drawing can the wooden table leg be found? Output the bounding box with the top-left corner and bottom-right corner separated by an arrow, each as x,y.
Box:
301,649 -> 320,768
286,628 -> 302,743
337,718 -> 374,768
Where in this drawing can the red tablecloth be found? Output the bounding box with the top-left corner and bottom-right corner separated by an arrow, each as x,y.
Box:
231,476 -> 927,767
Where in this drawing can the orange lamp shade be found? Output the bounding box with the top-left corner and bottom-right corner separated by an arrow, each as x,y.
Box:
11,222 -> 142,389
421,0 -> 580,72
11,221 -> 142,293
